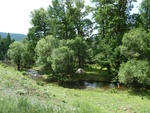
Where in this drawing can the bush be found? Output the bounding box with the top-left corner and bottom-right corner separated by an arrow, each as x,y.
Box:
118,59 -> 150,90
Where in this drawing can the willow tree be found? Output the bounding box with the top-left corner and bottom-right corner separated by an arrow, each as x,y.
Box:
119,59 -> 150,90
35,35 -> 59,73
51,46 -> 74,75
7,41 -> 24,70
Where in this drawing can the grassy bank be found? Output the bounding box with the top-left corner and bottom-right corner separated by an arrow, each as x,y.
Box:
44,64 -> 113,82
0,62 -> 150,113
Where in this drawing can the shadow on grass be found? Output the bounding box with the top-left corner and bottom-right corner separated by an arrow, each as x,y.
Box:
44,65 -> 113,82
39,64 -> 115,90
128,90 -> 150,100
68,65 -> 113,82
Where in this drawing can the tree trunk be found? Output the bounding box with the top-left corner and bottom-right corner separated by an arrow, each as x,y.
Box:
17,56 -> 21,70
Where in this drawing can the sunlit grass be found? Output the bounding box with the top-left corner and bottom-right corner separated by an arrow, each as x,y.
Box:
0,62 -> 150,113
47,64 -> 113,82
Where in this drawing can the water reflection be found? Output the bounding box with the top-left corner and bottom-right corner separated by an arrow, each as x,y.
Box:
84,81 -> 116,89
84,81 -> 101,88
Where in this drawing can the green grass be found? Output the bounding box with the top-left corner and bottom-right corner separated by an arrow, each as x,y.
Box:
74,64 -> 113,82
0,95 -> 54,113
0,62 -> 150,113
47,64 -> 113,82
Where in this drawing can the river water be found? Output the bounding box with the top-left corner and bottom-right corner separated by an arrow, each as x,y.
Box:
84,81 -> 115,89
26,69 -> 44,80
26,69 -> 128,90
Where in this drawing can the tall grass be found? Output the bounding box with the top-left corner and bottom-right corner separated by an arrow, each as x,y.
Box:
0,95 -> 54,113
0,95 -> 79,113
73,99 -> 106,113
0,95 -> 98,113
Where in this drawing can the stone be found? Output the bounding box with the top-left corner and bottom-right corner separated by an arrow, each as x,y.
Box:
76,68 -> 85,74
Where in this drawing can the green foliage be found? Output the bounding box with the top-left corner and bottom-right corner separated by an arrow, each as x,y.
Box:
27,8 -> 49,65
139,0 -> 150,32
6,39 -> 32,70
29,7 -> 49,38
47,0 -> 76,39
21,38 -> 34,68
35,35 -> 59,66
35,35 -> 59,75
51,46 -> 74,75
28,0 -> 92,41
119,28 -> 150,90
0,38 -> 7,60
92,0 -> 134,75
6,33 -> 12,50
120,28 -> 149,60
94,53 -> 110,71
0,33 -> 14,60
35,35 -> 89,75
3,0 -> 150,92
118,59 -> 150,89
69,37 -> 87,68
7,41 -> 24,70
72,0 -> 93,37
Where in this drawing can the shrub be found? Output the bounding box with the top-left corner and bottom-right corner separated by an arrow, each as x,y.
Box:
118,59 -> 150,90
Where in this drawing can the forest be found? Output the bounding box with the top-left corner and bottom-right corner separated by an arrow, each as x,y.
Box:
0,0 -> 150,91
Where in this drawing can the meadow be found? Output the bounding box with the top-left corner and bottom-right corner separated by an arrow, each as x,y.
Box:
0,62 -> 150,113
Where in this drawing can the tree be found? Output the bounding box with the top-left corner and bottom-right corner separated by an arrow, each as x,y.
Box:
0,33 -> 13,60
139,0 -> 150,32
28,7 -> 49,39
47,0 -> 76,39
119,28 -> 150,90
120,28 -> 150,60
47,0 -> 93,39
51,46 -> 74,75
68,37 -> 87,68
6,33 -> 12,50
92,0 -> 135,75
35,35 -> 59,72
27,0 -> 92,67
21,38 -> 34,68
72,0 -> 93,38
7,41 -> 24,70
0,38 -> 6,60
118,59 -> 150,90
27,8 -> 49,64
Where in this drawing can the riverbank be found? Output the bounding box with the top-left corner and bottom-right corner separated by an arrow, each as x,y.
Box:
26,65 -> 120,90
31,64 -> 125,90
0,63 -> 150,113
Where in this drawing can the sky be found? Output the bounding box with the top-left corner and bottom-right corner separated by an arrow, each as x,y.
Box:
0,0 -> 142,35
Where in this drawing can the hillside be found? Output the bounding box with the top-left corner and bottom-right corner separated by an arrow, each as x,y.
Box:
0,32 -> 26,41
0,62 -> 150,113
